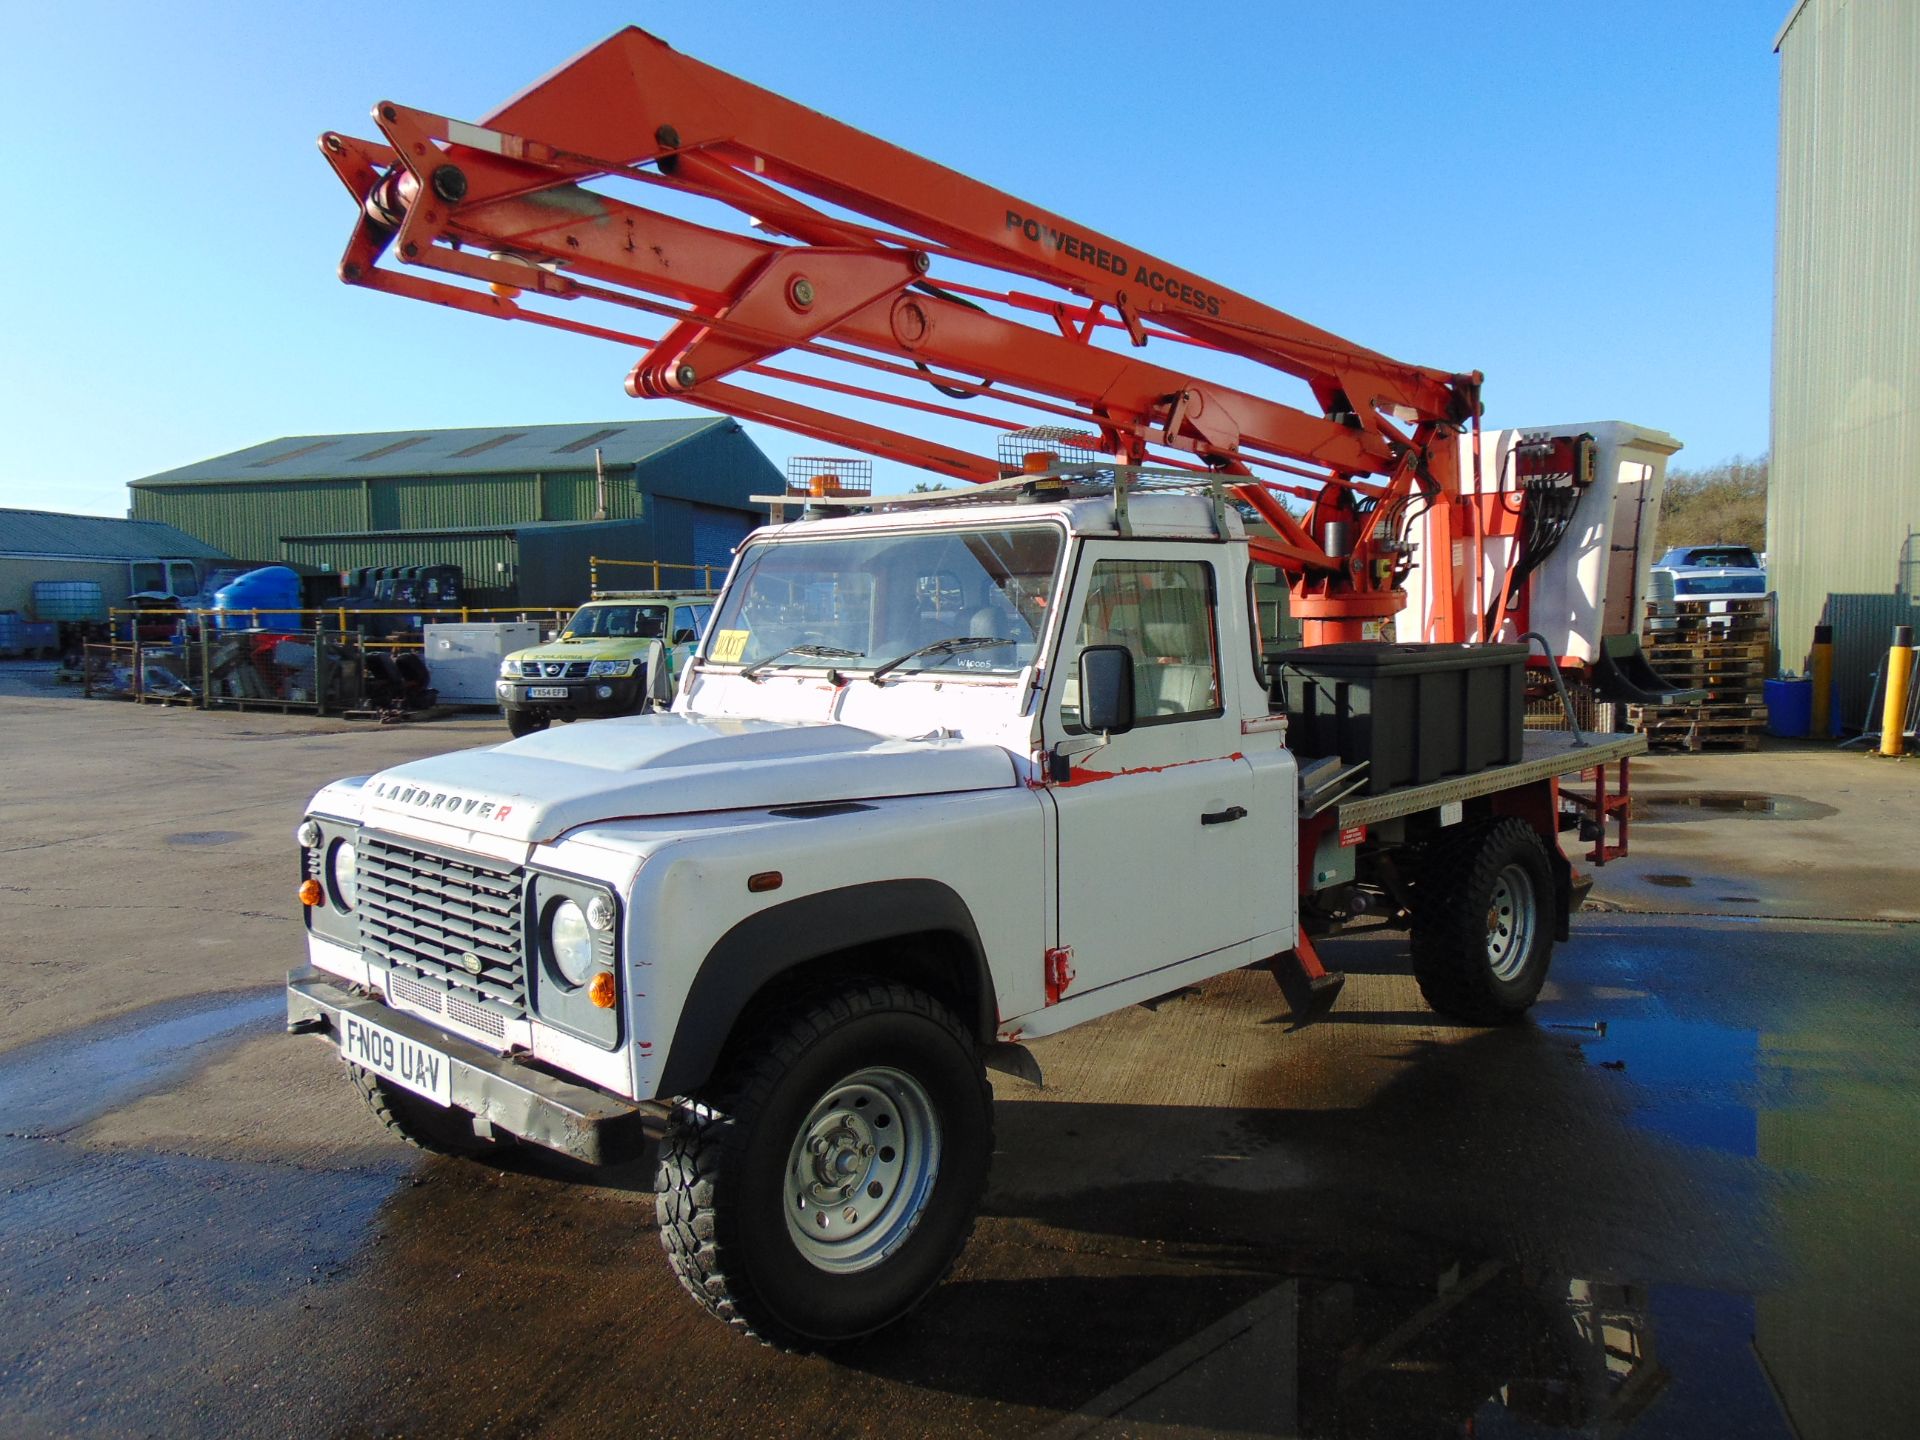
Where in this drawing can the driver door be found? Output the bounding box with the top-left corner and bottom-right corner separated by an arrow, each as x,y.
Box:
1043,546 -> 1260,998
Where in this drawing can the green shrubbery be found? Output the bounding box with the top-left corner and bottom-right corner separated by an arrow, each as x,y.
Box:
1659,454 -> 1767,551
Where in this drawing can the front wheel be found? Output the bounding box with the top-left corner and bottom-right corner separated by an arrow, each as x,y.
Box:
504,707 -> 549,738
654,981 -> 992,1349
1410,817 -> 1556,1024
349,1065 -> 513,1159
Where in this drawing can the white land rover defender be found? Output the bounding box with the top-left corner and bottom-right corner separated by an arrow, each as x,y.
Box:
288,475 -> 1624,1348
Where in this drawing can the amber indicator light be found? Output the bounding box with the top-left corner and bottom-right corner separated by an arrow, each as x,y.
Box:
588,972 -> 618,1009
748,871 -> 783,893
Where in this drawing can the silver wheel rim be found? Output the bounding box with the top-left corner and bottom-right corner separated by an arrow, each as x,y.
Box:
783,1065 -> 942,1274
1485,863 -> 1536,981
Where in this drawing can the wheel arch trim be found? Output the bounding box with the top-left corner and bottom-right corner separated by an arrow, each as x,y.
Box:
656,878 -> 997,1096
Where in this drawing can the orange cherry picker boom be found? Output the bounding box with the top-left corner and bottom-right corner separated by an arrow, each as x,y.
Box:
319,25 -> 1498,648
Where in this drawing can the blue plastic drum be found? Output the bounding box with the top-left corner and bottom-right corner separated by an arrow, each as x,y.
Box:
1763,676 -> 1812,738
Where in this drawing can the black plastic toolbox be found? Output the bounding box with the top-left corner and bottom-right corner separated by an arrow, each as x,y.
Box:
1270,642 -> 1526,796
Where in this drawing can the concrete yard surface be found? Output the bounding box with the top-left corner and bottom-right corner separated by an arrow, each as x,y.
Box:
1590,742 -> 1920,923
2,663 -> 1917,1439
0,664 -> 502,1053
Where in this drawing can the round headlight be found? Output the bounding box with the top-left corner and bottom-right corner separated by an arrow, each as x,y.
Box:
326,838 -> 358,912
546,898 -> 595,986
296,819 -> 321,849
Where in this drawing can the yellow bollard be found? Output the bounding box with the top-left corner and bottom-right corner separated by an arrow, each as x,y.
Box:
1881,624 -> 1914,758
1810,623 -> 1833,738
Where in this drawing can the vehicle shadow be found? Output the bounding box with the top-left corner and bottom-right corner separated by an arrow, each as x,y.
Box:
837,1015 -> 1776,1433
293,995 -> 1781,1439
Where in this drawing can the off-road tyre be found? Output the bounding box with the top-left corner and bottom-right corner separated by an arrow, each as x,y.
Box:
1411,817 -> 1556,1024
349,1064 -> 512,1159
655,980 -> 993,1350
504,707 -> 549,738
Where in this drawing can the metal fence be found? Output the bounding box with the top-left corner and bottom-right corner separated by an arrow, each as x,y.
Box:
1823,593 -> 1920,730
83,633 -> 380,713
104,605 -> 576,653
82,643 -> 200,705
586,557 -> 727,592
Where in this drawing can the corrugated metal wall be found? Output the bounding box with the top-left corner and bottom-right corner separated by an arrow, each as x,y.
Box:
129,467 -> 640,562
516,519 -> 654,606
130,479 -> 367,561
1772,0 -> 1920,670
542,470 -> 645,522
1823,592 -> 1920,729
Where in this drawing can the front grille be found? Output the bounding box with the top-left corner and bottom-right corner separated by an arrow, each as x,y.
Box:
388,971 -> 509,1041
388,974 -> 444,1013
447,996 -> 507,1038
358,834 -> 527,1022
521,660 -> 590,679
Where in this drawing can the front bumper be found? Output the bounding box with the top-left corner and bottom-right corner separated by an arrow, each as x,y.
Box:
286,966 -> 670,1163
495,675 -> 643,718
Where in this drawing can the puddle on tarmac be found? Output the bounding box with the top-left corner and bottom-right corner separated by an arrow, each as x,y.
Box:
164,830 -> 248,846
1579,1013 -> 1766,1157
1645,874 -> 1695,889
0,990 -> 407,1436
1631,791 -> 1836,824
0,988 -> 283,1137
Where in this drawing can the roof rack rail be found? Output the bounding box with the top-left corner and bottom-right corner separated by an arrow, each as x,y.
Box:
755,463 -> 1234,537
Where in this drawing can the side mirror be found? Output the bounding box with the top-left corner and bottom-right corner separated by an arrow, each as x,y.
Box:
644,639 -> 676,711
673,629 -> 697,645
1077,645 -> 1136,735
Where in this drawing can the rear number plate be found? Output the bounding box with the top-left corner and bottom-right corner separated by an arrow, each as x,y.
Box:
527,686 -> 568,699
340,1012 -> 452,1106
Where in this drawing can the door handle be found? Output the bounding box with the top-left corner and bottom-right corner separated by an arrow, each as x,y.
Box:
1200,805 -> 1248,826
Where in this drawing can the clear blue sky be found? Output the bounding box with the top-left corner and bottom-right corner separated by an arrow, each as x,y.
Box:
2,0 -> 1783,517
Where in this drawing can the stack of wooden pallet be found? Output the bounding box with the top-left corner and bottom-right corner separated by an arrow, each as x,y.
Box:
1631,597 -> 1770,751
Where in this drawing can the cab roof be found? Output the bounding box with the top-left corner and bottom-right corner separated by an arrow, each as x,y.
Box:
753,490 -> 1246,544
584,590 -> 718,602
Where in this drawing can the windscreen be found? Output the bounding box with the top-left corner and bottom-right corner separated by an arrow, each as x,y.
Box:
562,605 -> 668,639
703,525 -> 1063,675
1684,547 -> 1760,569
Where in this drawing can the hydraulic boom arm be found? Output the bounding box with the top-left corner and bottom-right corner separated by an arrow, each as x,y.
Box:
321,26 -> 1485,640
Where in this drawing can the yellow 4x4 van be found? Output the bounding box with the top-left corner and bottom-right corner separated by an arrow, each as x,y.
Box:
495,591 -> 715,737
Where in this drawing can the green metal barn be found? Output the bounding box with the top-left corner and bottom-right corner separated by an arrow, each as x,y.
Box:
127,418 -> 778,607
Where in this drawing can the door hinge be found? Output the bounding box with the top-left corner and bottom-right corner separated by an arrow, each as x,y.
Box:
1044,946 -> 1075,1005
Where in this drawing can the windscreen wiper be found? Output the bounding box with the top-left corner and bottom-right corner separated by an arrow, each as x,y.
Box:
868,635 -> 1017,684
738,643 -> 865,680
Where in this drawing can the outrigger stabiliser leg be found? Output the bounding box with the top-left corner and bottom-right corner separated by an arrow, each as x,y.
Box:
1269,929 -> 1347,1028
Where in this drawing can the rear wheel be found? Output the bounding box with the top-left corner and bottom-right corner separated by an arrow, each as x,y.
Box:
504,707 -> 549,738
1411,817 -> 1555,1023
349,1065 -> 512,1159
654,980 -> 992,1350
